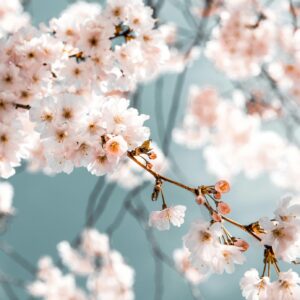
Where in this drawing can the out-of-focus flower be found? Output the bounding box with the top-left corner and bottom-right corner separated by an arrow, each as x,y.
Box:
173,247 -> 207,285
205,3 -> 275,79
29,228 -> 135,300
174,86 -> 300,192
0,0 -> 30,38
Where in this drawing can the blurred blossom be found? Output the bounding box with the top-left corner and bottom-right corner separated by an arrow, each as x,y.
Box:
28,228 -> 135,300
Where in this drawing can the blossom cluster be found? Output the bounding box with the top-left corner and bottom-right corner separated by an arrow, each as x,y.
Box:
184,220 -> 246,275
174,86 -> 300,191
238,195 -> 300,299
146,174 -> 300,299
149,205 -> 186,231
240,269 -> 300,300
0,0 -> 172,179
28,228 -> 135,300
149,180 -> 247,277
173,247 -> 207,285
259,195 -> 300,263
205,0 -> 275,79
1,1 -> 300,300
0,0 -> 30,38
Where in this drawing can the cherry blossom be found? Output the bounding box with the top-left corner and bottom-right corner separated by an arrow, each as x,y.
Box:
259,195 -> 300,262
81,229 -> 110,257
0,181 -> 14,216
240,269 -> 300,300
240,268 -> 270,300
0,0 -> 30,38
149,205 -> 186,231
87,250 -> 135,300
1,1 -> 300,300
211,244 -> 246,274
28,256 -> 87,300
184,220 -> 246,274
205,1 -> 275,79
28,228 -> 134,300
0,0 -> 172,179
173,247 -> 207,285
271,270 -> 300,300
175,86 -> 300,191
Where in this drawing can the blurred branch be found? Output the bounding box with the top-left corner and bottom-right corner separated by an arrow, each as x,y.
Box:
154,257 -> 164,300
85,177 -> 105,225
289,0 -> 299,31
0,243 -> 36,276
0,272 -> 26,289
170,0 -> 198,28
146,0 -> 166,19
21,0 -> 31,10
162,69 -> 187,155
85,182 -> 117,227
1,282 -> 19,300
106,182 -> 150,237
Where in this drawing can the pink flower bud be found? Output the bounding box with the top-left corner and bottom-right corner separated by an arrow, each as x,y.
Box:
214,191 -> 222,200
217,201 -> 231,215
215,180 -> 230,194
195,194 -> 205,205
149,152 -> 157,160
212,211 -> 222,222
234,239 -> 249,252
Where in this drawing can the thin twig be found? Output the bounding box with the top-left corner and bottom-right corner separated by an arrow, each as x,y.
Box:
127,152 -> 196,193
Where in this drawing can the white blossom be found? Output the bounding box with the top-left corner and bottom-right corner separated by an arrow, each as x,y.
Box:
271,270 -> 300,300
0,181 -> 14,215
240,269 -> 270,300
149,205 -> 186,231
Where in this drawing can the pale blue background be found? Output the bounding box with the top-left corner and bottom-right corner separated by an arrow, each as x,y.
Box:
0,1 -> 294,299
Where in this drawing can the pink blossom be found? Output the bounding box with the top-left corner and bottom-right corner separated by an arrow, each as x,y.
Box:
149,205 -> 186,231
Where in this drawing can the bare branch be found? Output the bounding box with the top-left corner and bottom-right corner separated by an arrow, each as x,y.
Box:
0,243 -> 36,276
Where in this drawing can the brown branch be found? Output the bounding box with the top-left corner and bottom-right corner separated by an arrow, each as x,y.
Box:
127,150 -> 264,244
